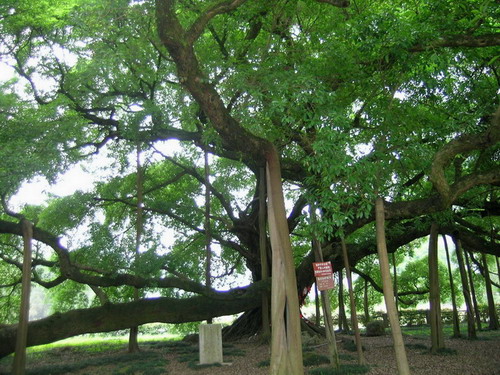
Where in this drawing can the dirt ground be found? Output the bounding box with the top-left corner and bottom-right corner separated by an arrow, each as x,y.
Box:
165,333 -> 500,375
1,331 -> 499,375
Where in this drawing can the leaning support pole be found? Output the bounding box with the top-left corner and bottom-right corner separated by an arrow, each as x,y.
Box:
375,197 -> 411,375
340,236 -> 366,365
12,219 -> 33,375
310,206 -> 340,369
428,222 -> 444,353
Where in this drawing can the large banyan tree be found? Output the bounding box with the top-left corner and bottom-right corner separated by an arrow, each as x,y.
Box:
0,0 -> 499,369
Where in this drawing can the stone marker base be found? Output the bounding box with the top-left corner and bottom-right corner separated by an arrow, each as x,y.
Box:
199,323 -> 223,365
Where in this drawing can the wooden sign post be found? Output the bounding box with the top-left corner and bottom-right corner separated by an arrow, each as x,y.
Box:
313,261 -> 334,291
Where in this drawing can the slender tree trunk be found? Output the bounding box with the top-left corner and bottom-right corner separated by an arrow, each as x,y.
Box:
452,235 -> 477,339
338,270 -> 349,333
363,279 -> 370,324
259,168 -> 270,337
442,235 -> 461,338
464,250 -> 482,331
341,237 -> 366,365
12,219 -> 33,375
310,205 -> 340,369
375,197 -> 411,375
428,223 -> 444,353
267,149 -> 303,375
481,253 -> 499,330
392,253 -> 399,314
129,144 -> 144,353
315,283 -> 321,326
204,150 -> 213,325
496,256 -> 500,285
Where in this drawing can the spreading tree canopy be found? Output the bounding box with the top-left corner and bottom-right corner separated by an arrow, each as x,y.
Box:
0,0 -> 499,361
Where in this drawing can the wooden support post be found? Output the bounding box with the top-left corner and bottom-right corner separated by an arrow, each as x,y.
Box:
12,219 -> 33,375
340,236 -> 366,365
310,206 -> 340,369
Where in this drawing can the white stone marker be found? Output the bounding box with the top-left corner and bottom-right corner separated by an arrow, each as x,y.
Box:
199,323 -> 223,365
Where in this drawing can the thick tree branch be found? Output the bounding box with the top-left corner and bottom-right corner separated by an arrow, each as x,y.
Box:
429,109 -> 500,204
0,279 -> 270,359
410,33 -> 500,52
187,0 -> 249,45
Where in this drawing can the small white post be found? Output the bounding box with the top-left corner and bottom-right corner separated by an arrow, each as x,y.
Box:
199,324 -> 223,365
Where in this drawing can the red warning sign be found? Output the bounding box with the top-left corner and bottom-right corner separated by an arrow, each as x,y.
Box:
313,261 -> 334,291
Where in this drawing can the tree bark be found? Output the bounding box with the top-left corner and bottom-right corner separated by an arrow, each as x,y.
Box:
266,150 -> 303,375
12,219 -> 33,375
428,223 -> 444,353
129,144 -> 144,353
363,279 -> 370,324
452,235 -> 477,339
340,236 -> 366,365
481,253 -> 499,330
338,270 -> 349,333
259,168 -> 270,337
0,280 -> 269,359
375,197 -> 411,375
391,253 -> 399,313
204,150 -> 213,325
442,234 -> 461,338
464,250 -> 482,331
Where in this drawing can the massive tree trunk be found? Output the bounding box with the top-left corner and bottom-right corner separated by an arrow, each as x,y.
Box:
155,4 -> 303,373
375,197 -> 411,375
0,280 -> 269,359
266,150 -> 304,375
428,223 -> 444,353
442,234 -> 461,338
453,234 -> 477,339
481,253 -> 499,330
259,168 -> 271,338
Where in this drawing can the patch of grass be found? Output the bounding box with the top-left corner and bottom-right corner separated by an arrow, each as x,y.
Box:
23,350 -> 166,375
187,362 -> 222,370
338,354 -> 355,361
257,359 -> 270,367
406,343 -> 428,350
303,352 -> 330,366
341,340 -> 364,352
309,364 -> 370,375
433,347 -> 457,356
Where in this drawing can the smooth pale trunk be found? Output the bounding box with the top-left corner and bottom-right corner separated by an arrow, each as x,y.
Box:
453,236 -> 476,339
442,235 -> 461,338
375,197 -> 411,375
12,220 -> 33,375
428,223 -> 444,353
267,150 -> 303,375
481,253 -> 499,330
259,168 -> 270,337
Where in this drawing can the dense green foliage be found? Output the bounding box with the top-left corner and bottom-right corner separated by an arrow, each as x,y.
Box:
0,0 -> 498,337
